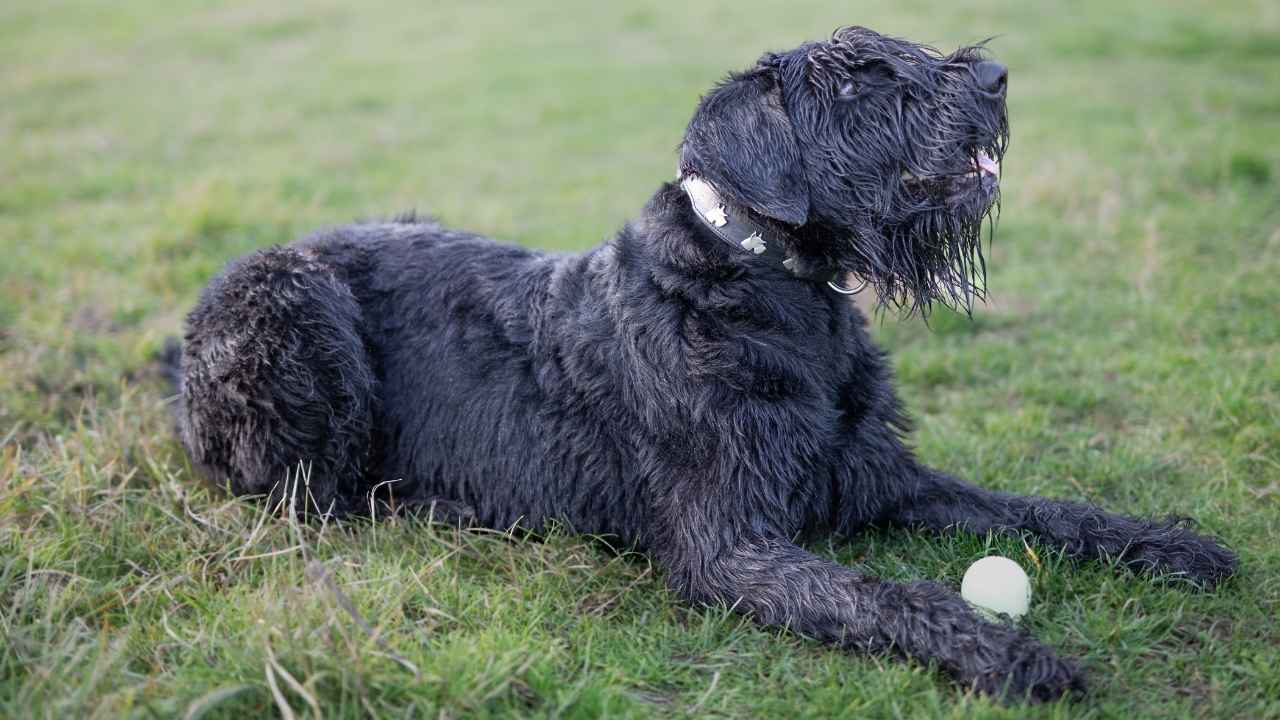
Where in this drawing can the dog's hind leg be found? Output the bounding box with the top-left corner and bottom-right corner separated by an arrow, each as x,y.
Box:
175,246 -> 377,516
890,467 -> 1238,588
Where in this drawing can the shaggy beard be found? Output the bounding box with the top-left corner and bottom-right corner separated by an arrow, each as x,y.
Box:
796,188 -> 999,318
867,196 -> 999,316
842,100 -> 1006,315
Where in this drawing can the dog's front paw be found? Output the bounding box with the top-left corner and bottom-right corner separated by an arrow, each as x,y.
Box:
911,583 -> 1086,703
970,633 -> 1087,704
1123,518 -> 1238,590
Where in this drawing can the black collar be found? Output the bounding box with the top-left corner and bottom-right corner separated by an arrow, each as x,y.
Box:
678,174 -> 867,295
680,174 -> 796,269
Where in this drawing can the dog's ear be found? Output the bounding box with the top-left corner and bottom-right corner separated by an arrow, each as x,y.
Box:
679,60 -> 810,226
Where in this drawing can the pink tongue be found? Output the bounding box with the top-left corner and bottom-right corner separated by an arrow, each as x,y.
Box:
975,152 -> 1000,176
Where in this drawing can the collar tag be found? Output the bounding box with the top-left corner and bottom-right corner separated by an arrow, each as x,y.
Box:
741,232 -> 766,254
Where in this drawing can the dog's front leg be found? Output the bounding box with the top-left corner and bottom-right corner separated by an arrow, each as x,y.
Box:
891,466 -> 1238,588
654,503 -> 1084,702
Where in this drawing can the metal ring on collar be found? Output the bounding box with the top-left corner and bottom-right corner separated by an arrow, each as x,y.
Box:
827,276 -> 869,295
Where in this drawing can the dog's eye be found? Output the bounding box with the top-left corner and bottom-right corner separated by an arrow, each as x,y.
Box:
837,80 -> 858,98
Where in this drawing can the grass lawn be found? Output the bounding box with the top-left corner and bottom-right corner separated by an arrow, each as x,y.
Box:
2,1 -> 1278,717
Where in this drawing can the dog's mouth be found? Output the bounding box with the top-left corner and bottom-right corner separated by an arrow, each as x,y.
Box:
972,150 -> 1000,179
900,149 -> 1001,198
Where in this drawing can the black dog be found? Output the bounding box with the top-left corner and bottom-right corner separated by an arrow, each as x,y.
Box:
171,27 -> 1237,701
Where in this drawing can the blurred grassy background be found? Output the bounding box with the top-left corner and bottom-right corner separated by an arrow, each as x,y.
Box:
1,1 -> 1278,718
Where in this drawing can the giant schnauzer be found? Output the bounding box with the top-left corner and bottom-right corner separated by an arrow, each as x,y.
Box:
171,26 -> 1237,701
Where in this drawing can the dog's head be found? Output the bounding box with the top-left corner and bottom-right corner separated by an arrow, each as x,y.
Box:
679,26 -> 1009,312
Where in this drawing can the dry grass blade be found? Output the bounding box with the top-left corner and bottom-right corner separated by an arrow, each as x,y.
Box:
265,641 -> 323,719
306,560 -> 421,680
264,658 -> 298,720
182,684 -> 256,720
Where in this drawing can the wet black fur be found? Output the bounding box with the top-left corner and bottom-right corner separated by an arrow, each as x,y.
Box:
170,27 -> 1236,702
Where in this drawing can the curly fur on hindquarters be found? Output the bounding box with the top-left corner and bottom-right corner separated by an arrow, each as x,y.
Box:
169,26 -> 1237,702
176,248 -> 379,515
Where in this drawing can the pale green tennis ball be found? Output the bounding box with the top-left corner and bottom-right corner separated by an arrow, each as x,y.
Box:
961,555 -> 1031,619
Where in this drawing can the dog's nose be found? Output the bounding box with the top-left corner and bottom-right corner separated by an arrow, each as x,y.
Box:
974,61 -> 1007,94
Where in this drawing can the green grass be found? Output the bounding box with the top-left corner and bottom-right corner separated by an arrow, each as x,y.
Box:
2,1 -> 1278,717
